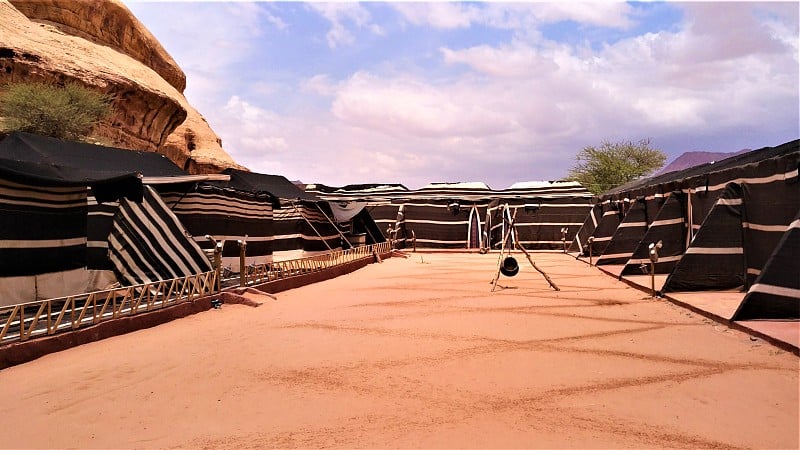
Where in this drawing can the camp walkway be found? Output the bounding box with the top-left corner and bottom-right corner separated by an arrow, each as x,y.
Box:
591,261 -> 800,353
0,252 -> 797,449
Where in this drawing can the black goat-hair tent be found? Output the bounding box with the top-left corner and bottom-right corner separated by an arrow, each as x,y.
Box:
308,181 -> 592,250
596,199 -> 649,266
661,183 -> 746,292
621,192 -> 687,276
733,208 -> 800,320
209,169 -> 341,260
109,186 -> 211,286
583,201 -> 623,256
0,158 -> 142,277
0,132 -> 217,300
570,203 -> 602,255
157,183 -> 273,272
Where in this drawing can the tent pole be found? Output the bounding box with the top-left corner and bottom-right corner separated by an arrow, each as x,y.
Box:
291,201 -> 333,251
315,202 -> 354,249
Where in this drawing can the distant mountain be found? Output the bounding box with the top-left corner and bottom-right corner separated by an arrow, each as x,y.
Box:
657,149 -> 750,175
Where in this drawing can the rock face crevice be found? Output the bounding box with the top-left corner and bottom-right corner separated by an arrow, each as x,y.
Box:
0,0 -> 243,173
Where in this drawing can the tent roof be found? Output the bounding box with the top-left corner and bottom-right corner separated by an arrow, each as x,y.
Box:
506,181 -> 584,189
420,181 -> 491,190
306,183 -> 409,193
219,168 -> 320,201
604,139 -> 799,197
0,132 -> 229,184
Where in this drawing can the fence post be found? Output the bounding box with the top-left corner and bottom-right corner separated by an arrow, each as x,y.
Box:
238,237 -> 248,287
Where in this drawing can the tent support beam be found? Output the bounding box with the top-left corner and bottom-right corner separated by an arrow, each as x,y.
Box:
290,201 -> 333,251
316,203 -> 354,249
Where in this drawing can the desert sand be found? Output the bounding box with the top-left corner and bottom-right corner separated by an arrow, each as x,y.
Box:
0,252 -> 797,449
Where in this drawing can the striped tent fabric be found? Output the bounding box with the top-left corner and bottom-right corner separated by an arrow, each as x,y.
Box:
504,197 -> 593,250
305,183 -> 406,243
307,180 -> 593,250
109,186 -> 212,286
733,208 -> 800,320
569,203 -> 602,255
366,203 -> 402,238
622,192 -> 688,275
661,183 -> 745,292
86,194 -> 119,270
487,203 -> 515,249
596,199 -> 649,265
271,201 -> 341,260
738,158 -> 800,287
585,201 -> 623,256
0,177 -> 88,276
401,199 -> 488,249
158,185 -> 273,272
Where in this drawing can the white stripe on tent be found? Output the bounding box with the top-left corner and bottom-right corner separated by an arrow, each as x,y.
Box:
617,221 -> 647,228
742,222 -> 789,232
0,237 -> 86,248
192,235 -> 276,242
405,219 -> 470,225
627,255 -> 684,264
590,209 -> 598,227
108,224 -> 163,283
650,218 -> 684,227
138,193 -> 205,275
519,240 -> 574,245
88,210 -> 116,217
0,195 -> 86,209
591,236 -> 613,242
789,218 -> 800,230
685,247 -> 744,255
272,233 -> 338,241
86,241 -> 109,248
115,202 -> 181,280
746,268 -> 761,276
717,198 -> 743,206
602,211 -> 618,217
702,169 -> 800,193
415,238 -> 466,244
597,252 -> 635,261
508,203 -> 593,208
747,283 -> 800,299
514,222 -> 586,227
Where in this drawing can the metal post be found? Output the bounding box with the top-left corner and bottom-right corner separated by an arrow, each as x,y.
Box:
648,240 -> 662,298
561,227 -> 568,253
587,236 -> 594,265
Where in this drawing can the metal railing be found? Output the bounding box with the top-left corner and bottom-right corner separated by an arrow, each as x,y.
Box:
0,271 -> 218,345
236,241 -> 392,287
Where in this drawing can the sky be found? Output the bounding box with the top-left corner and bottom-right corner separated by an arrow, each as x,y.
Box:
124,1 -> 799,189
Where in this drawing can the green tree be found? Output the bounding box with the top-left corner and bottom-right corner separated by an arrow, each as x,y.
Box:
566,138 -> 667,194
0,81 -> 112,141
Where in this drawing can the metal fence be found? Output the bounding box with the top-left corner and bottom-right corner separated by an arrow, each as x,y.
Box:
0,242 -> 392,346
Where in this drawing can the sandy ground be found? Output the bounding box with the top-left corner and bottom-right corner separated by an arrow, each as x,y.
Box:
0,252 -> 797,449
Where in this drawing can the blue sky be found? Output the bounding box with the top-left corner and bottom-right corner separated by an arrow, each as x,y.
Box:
125,1 -> 799,189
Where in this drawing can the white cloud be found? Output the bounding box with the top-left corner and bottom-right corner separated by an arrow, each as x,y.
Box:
392,2 -> 634,31
306,3 -> 383,48
128,2 -> 798,189
331,72 -> 518,139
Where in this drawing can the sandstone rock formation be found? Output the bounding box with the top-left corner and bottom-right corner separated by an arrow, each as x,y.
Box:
0,0 -> 242,173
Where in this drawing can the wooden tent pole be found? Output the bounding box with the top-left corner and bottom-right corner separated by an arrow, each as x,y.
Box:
290,201 -> 332,251
314,202 -> 354,249
513,226 -> 560,291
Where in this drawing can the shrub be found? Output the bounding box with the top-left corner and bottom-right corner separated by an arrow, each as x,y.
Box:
0,81 -> 112,140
